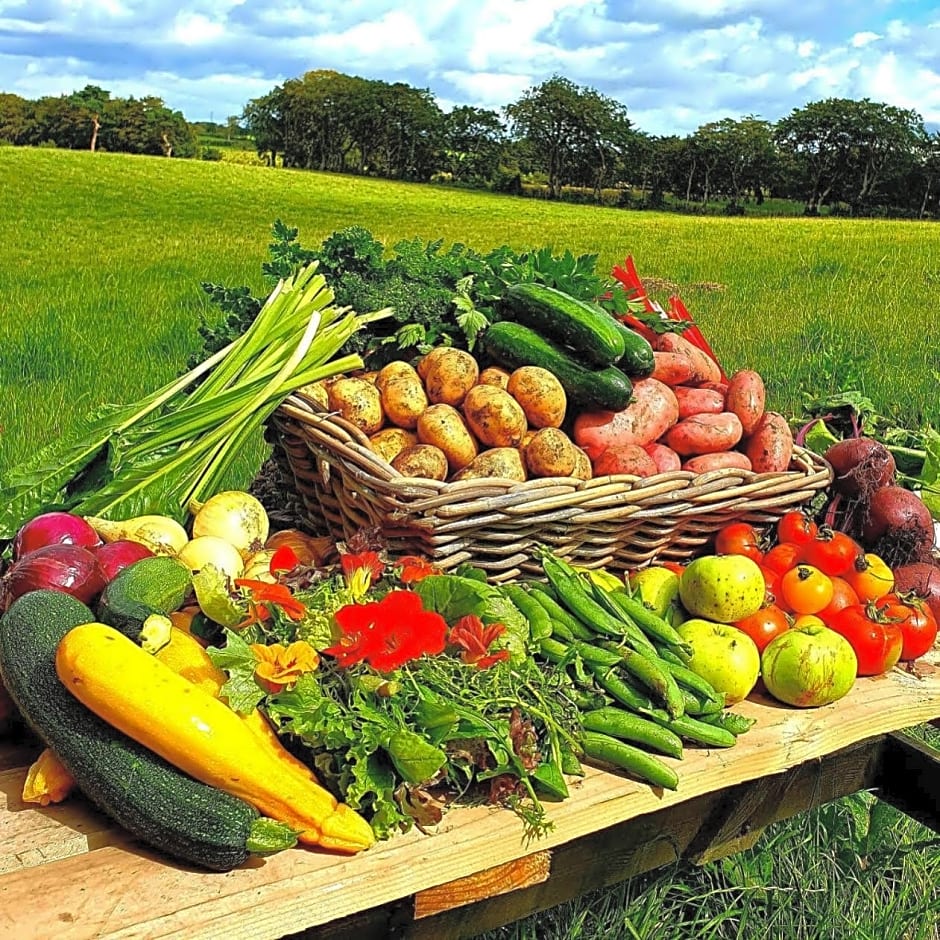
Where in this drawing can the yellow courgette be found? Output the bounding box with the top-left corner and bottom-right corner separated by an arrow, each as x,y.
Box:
56,622 -> 375,853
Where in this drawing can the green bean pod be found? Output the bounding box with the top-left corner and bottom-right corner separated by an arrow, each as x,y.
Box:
580,730 -> 679,791
581,707 -> 684,760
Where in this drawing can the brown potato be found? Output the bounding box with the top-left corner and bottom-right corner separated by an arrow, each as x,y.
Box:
451,447 -> 527,482
507,366 -> 567,429
571,445 -> 593,481
462,384 -> 527,448
524,427 -> 579,478
416,403 -> 478,473
297,380 -> 330,410
375,360 -> 420,392
369,427 -> 417,464
353,370 -> 379,385
478,366 -> 512,390
327,377 -> 384,435
391,444 -> 449,481
416,346 -> 454,382
424,349 -> 480,407
379,373 -> 428,430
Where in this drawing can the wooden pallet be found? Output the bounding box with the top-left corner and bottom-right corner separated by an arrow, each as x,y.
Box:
2,651 -> 939,940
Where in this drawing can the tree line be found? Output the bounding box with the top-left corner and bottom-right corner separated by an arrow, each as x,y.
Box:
3,74 -> 939,218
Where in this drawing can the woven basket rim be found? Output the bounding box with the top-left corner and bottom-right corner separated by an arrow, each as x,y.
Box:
275,391 -> 833,500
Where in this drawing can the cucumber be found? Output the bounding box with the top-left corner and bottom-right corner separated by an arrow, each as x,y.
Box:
96,555 -> 191,641
607,315 -> 655,377
0,589 -> 285,871
501,283 -> 625,367
484,321 -> 633,412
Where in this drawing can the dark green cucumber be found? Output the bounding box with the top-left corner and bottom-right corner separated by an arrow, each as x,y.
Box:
606,315 -> 655,377
501,283 -> 625,366
96,554 -> 191,641
0,589 -> 292,871
483,321 -> 633,411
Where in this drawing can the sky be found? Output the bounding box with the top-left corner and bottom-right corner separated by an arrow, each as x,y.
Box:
1,0 -> 938,136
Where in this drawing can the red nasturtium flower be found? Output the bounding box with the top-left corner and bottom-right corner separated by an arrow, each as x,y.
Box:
396,555 -> 441,584
324,590 -> 447,672
268,544 -> 300,574
449,615 -> 510,669
340,550 -> 385,599
251,640 -> 320,693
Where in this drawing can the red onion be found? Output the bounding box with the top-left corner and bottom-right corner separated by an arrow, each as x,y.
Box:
1,544 -> 106,611
94,539 -> 155,582
13,511 -> 101,560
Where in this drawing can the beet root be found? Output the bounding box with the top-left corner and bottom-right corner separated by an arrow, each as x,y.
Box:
892,562 -> 940,623
861,485 -> 936,566
824,437 -> 896,498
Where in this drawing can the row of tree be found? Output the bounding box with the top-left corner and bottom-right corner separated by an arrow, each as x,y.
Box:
0,86 -> 195,157
3,74 -> 939,217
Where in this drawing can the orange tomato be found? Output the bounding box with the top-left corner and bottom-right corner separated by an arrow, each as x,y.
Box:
843,553 -> 895,603
779,564 -> 834,615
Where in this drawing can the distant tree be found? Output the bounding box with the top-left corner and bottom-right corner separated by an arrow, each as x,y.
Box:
775,98 -> 925,214
0,92 -> 30,144
440,105 -> 506,183
69,85 -> 111,151
692,116 -> 777,207
243,89 -> 286,166
225,115 -> 241,141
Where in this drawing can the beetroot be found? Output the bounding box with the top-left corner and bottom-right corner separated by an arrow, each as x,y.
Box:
824,438 -> 896,498
892,562 -> 940,623
861,486 -> 936,567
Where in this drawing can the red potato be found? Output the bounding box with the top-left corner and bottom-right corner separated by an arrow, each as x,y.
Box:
682,451 -> 753,473
674,386 -> 725,419
650,351 -> 694,386
665,412 -> 744,456
655,332 -> 722,386
725,370 -> 766,435
592,445 -> 659,478
744,411 -> 794,472
644,442 -> 683,473
573,378 -> 679,460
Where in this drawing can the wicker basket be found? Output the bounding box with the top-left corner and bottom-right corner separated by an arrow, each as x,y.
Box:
271,393 -> 833,582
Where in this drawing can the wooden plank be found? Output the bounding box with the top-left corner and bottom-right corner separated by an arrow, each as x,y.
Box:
0,650 -> 938,939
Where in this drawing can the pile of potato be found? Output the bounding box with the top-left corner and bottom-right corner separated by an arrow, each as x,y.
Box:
302,347 -> 591,483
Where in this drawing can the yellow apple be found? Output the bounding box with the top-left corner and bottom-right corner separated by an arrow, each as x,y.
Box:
676,617 -> 761,705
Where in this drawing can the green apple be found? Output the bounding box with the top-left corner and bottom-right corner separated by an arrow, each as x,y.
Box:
761,624 -> 857,708
679,554 -> 765,623
675,618 -> 761,705
626,566 -> 685,626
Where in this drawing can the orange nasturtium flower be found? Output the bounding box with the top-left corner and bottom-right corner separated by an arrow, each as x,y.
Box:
234,579 -> 307,628
340,550 -> 385,600
250,640 -> 320,693
396,555 -> 442,584
449,615 -> 510,669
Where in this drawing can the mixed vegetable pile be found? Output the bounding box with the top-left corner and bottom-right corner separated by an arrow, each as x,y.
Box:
0,238 -> 937,877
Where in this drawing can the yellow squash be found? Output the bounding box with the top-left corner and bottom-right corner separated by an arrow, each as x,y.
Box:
56,622 -> 374,853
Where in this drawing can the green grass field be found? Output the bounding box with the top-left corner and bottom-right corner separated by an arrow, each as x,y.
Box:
1,146 -> 939,939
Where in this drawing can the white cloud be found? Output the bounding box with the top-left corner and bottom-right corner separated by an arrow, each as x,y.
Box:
851,31 -> 881,48
171,12 -> 224,45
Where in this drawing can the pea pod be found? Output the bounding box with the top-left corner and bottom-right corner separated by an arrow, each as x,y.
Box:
587,581 -> 659,654
699,710 -> 757,737
610,588 -> 693,655
502,584 -> 553,642
528,585 -> 595,642
581,707 -> 684,760
539,636 -> 622,670
657,653 -> 726,713
541,555 -> 630,640
580,730 -> 679,791
618,648 -> 685,720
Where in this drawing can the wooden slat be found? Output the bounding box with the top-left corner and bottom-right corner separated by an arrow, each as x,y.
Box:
0,650 -> 938,939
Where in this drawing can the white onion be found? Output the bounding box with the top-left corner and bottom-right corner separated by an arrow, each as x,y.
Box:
177,536 -> 244,581
190,491 -> 270,560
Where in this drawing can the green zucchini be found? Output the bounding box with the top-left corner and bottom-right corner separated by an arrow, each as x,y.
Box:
501,283 -> 625,367
96,554 -> 192,641
0,589 -> 293,871
483,321 -> 633,411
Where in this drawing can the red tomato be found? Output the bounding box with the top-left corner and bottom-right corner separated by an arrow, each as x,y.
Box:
714,522 -> 764,563
816,577 -> 860,625
843,553 -> 894,603
660,561 -> 686,577
829,604 -> 904,675
883,599 -> 938,661
735,604 -> 790,652
776,510 -> 818,546
760,564 -> 781,599
779,564 -> 834,615
763,542 -> 803,575
802,531 -> 861,578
